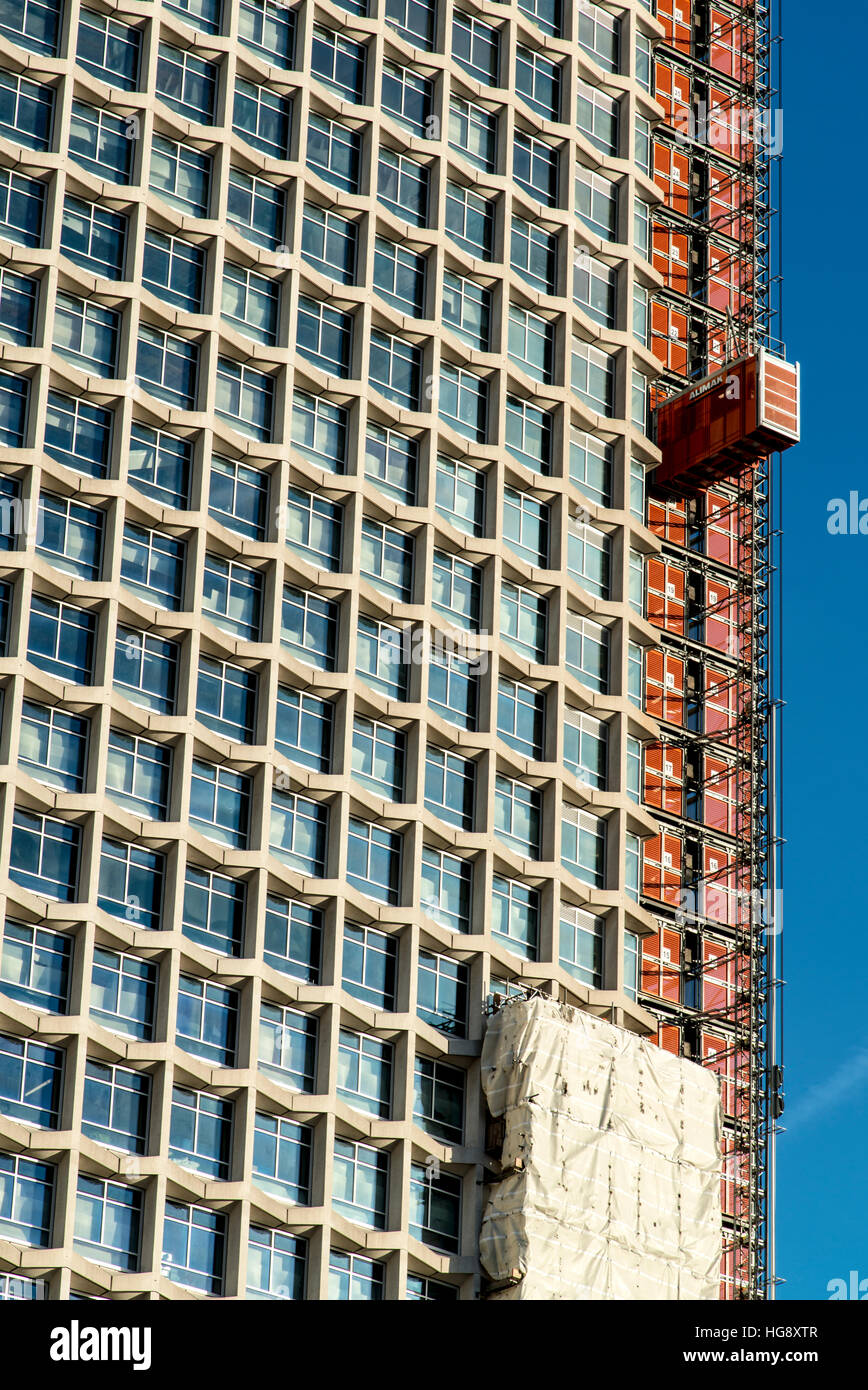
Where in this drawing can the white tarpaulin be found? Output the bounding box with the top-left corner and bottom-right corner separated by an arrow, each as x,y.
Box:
479,997 -> 722,1300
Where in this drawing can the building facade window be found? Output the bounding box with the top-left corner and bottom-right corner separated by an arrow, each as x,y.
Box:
417,950 -> 468,1035
162,1201 -> 226,1294
264,895 -> 322,983
182,867 -> 245,956
413,1056 -> 464,1143
98,839 -> 164,932
82,1061 -> 150,1154
74,1177 -> 142,1270
176,976 -> 238,1067
342,923 -> 397,1008
337,1029 -> 393,1118
247,1228 -> 307,1300
332,1139 -> 389,1228
252,1112 -> 311,1202
269,790 -> 328,874
328,1250 -> 384,1300
0,1034 -> 63,1128
347,819 -> 402,904
491,876 -> 540,958
0,1153 -> 54,1245
8,812 -> 80,902
259,1002 -> 317,1091
559,905 -> 605,987
409,1163 -> 461,1252
169,1088 -> 233,1178
90,949 -> 157,1040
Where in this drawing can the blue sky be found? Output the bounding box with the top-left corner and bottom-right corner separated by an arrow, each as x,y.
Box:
774,0 -> 868,1300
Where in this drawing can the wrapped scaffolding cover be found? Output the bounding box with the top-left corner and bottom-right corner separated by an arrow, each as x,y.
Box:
479,998 -> 722,1300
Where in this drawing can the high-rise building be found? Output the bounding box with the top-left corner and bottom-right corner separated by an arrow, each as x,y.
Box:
0,0 -> 795,1302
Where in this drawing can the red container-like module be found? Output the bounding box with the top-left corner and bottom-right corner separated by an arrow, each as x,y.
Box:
654,349 -> 800,489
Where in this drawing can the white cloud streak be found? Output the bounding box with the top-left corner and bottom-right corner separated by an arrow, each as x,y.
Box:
784,1049 -> 868,1131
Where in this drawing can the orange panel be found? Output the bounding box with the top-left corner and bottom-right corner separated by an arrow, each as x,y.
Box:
762,359 -> 800,437
645,647 -> 685,726
707,84 -> 750,160
703,1028 -> 751,1125
657,1021 -> 683,1056
642,830 -> 683,907
652,141 -> 690,216
652,223 -> 690,296
721,1240 -> 751,1300
646,557 -> 686,636
655,56 -> 692,129
647,496 -> 687,548
641,925 -> 682,1002
650,300 -> 689,374
721,1135 -> 750,1221
656,0 -> 692,54
644,742 -> 684,816
702,1029 -> 735,1115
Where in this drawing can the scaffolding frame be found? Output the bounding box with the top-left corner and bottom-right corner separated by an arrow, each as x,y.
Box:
644,0 -> 782,1300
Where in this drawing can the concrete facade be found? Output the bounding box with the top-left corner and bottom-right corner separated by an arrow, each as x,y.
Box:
0,0 -> 670,1299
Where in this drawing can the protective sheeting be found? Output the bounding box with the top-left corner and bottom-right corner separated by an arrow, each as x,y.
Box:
479,997 -> 722,1300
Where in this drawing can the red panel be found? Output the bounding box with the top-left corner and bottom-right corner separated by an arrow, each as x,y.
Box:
705,487 -> 742,567
721,1136 -> 750,1220
704,666 -> 749,749
761,359 -> 799,437
707,240 -> 752,316
704,576 -> 746,658
721,1240 -> 751,1300
703,752 -> 737,835
707,85 -> 746,160
701,844 -> 749,929
702,937 -> 736,1014
709,7 -> 752,82
707,163 -> 747,240
701,1029 -> 735,1115
703,1027 -> 751,1124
